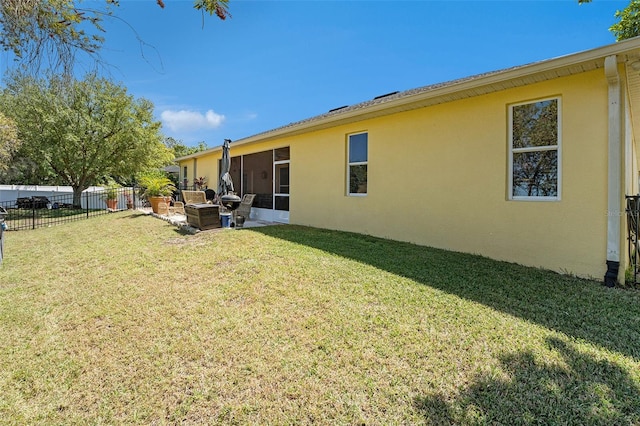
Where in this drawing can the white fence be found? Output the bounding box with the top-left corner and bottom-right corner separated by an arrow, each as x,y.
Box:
0,185 -> 131,210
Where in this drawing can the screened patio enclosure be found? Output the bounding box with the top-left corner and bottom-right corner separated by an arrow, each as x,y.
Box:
222,146 -> 290,223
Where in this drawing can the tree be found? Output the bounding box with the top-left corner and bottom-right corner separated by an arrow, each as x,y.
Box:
579,0 -> 640,41
164,136 -> 209,159
0,72 -> 173,207
0,0 -> 230,74
609,0 -> 640,41
0,111 -> 19,173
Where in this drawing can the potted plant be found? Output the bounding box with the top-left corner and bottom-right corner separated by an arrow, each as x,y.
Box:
123,189 -> 134,210
193,176 -> 207,190
138,173 -> 177,214
102,182 -> 121,210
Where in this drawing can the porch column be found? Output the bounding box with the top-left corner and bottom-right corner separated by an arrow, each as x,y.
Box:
193,158 -> 198,187
605,54 -> 622,287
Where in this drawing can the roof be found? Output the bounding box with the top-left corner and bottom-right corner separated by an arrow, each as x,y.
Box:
177,36 -> 640,161
162,165 -> 180,174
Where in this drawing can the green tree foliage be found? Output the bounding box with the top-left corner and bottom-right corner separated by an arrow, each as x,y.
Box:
579,0 -> 640,41
0,111 -> 19,173
0,0 -> 230,74
164,137 -> 209,159
610,0 -> 640,41
0,72 -> 173,206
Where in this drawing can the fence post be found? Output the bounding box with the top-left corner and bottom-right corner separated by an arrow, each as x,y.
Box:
625,195 -> 640,286
632,196 -> 640,285
32,198 -> 36,230
86,192 -> 89,219
0,206 -> 6,265
0,221 -> 3,265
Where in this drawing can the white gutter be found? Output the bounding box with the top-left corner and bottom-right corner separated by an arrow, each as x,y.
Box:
605,54 -> 622,286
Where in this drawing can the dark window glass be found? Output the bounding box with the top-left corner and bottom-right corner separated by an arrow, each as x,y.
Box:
512,150 -> 558,197
348,133 -> 367,194
512,99 -> 557,149
275,163 -> 289,194
510,98 -> 559,199
274,147 -> 290,161
349,133 -> 368,163
275,196 -> 289,211
349,164 -> 367,194
243,150 -> 273,208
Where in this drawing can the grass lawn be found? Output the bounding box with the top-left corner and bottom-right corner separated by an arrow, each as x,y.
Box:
1,211 -> 639,424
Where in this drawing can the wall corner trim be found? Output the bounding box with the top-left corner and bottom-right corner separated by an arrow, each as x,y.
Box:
605,55 -> 622,286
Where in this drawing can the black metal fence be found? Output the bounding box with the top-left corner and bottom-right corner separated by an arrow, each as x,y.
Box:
0,185 -> 221,233
626,195 -> 640,286
0,206 -> 6,264
0,187 -> 137,231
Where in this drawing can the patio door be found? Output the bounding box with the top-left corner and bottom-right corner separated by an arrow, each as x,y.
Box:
274,159 -> 290,222
236,146 -> 290,223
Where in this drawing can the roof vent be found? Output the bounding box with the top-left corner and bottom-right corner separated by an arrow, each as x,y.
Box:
329,105 -> 348,113
373,91 -> 399,100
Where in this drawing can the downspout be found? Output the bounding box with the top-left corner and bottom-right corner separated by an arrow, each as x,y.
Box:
605,55 -> 622,287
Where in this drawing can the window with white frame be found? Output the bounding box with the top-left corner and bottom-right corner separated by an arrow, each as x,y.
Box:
348,132 -> 368,195
509,97 -> 561,200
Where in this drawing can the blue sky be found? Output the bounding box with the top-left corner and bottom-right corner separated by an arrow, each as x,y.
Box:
79,0 -> 630,147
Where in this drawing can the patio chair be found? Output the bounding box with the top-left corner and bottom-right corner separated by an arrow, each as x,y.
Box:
204,189 -> 216,203
235,193 -> 256,222
169,201 -> 185,216
181,190 -> 211,205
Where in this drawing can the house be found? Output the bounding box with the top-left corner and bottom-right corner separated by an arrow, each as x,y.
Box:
177,37 -> 640,285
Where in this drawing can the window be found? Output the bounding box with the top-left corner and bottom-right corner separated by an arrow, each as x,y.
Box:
509,97 -> 560,200
348,132 -> 368,195
274,146 -> 290,161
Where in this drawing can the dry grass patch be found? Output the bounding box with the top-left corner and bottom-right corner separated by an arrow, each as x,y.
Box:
0,211 -> 639,424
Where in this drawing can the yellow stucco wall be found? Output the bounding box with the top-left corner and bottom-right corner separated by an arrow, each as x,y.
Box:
181,159 -> 195,186
180,69 -> 614,279
292,70 -> 609,279
181,155 -> 221,188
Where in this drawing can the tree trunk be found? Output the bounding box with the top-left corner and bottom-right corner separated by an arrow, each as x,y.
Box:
72,186 -> 85,209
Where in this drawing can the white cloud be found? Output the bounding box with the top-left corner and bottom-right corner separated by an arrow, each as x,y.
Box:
161,109 -> 225,132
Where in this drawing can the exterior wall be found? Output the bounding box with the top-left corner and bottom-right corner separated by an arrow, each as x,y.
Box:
181,156 -> 219,189
195,155 -> 219,189
179,69 -> 612,279
182,158 -> 196,187
290,70 -> 609,279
